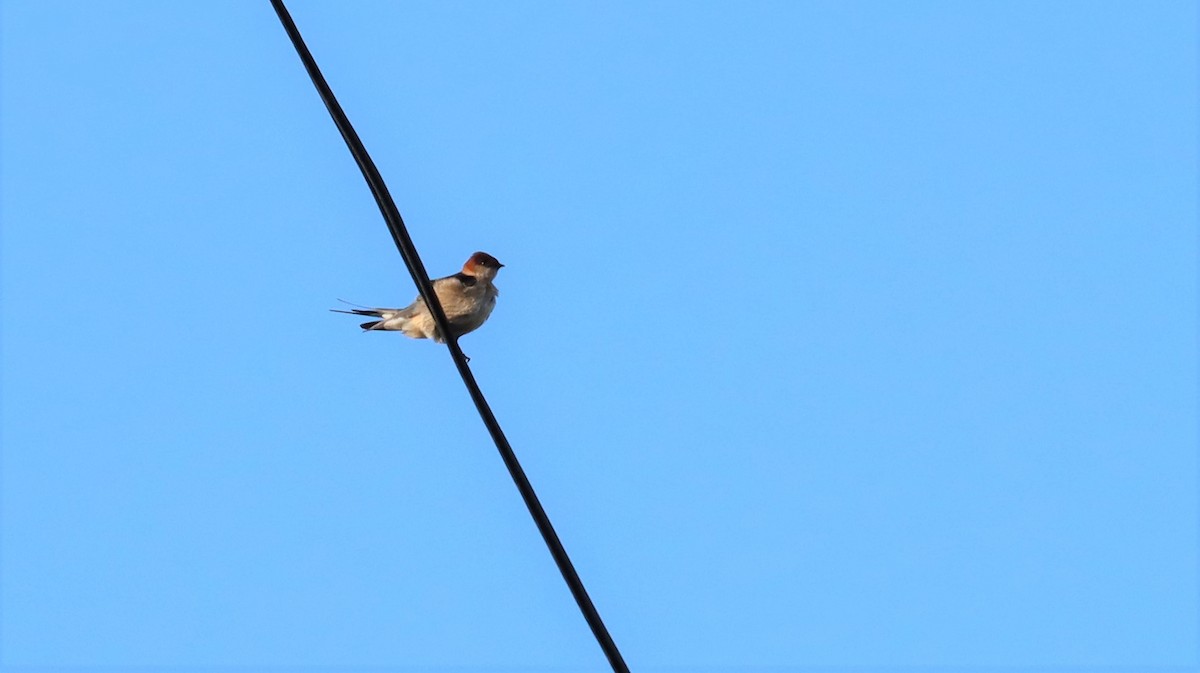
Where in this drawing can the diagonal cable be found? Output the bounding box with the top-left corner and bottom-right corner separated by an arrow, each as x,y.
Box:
268,2 -> 630,672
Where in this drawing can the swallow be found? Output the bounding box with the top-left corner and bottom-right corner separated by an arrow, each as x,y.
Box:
333,251 -> 503,343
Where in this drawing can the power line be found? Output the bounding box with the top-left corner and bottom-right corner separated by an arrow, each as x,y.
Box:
268,3 -> 631,671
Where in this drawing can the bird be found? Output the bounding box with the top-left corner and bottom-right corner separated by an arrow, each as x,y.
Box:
332,251 -> 503,343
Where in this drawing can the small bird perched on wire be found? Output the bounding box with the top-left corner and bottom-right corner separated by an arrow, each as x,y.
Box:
333,251 -> 503,343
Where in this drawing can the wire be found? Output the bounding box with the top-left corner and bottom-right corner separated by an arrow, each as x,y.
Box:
268,3 -> 631,671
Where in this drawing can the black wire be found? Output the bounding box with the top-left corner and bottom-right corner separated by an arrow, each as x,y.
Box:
268,3 -> 630,671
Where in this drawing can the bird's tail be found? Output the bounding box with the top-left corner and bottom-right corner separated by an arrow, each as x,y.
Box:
330,307 -> 395,331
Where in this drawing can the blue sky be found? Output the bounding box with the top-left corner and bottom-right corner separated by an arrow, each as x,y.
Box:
2,1 -> 1196,671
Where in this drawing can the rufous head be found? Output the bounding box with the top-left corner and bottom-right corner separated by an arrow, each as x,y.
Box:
463,251 -> 504,278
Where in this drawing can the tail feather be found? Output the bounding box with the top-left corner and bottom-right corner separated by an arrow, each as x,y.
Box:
330,308 -> 384,318
332,306 -> 409,332
332,307 -> 387,330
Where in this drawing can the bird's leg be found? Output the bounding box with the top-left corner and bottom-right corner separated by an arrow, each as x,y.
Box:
447,337 -> 470,363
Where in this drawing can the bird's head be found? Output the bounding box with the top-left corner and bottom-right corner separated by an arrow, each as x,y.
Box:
463,251 -> 504,280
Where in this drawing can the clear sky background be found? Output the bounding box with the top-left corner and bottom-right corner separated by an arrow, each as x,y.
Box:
2,1 -> 1196,671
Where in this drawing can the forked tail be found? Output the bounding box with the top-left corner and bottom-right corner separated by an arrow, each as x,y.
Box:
330,307 -> 388,331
